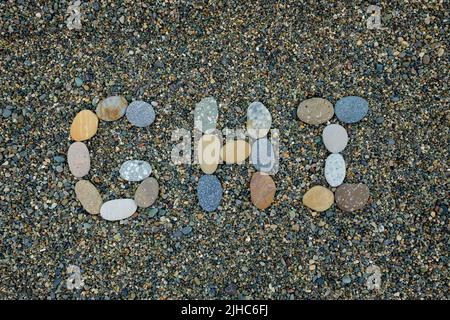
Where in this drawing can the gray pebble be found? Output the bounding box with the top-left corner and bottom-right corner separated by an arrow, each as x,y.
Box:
335,96 -> 369,123
197,174 -> 222,212
126,100 -> 156,127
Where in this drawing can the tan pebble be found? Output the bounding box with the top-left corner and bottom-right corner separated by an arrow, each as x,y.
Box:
96,96 -> 128,121
134,177 -> 159,208
70,110 -> 98,141
75,180 -> 102,215
220,140 -> 251,164
302,185 -> 334,212
198,134 -> 221,174
297,97 -> 334,125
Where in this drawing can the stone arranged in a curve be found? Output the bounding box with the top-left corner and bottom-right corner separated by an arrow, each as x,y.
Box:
70,110 -> 98,141
335,96 -> 369,124
67,142 -> 90,178
325,153 -> 346,187
335,183 -> 370,212
120,160 -> 152,182
250,172 -> 276,210
250,138 -> 276,173
100,199 -> 137,221
75,180 -> 102,215
134,177 -> 159,208
302,185 -> 334,212
197,174 -> 222,212
126,100 -> 156,127
247,101 -> 272,139
221,139 -> 251,164
322,124 -> 348,153
96,95 -> 128,121
198,134 -> 221,174
194,97 -> 218,133
297,97 -> 334,125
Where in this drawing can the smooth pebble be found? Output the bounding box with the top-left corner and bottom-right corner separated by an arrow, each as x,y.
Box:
250,172 -> 276,210
70,110 -> 98,141
134,177 -> 159,208
335,96 -> 369,123
75,180 -> 102,215
96,96 -> 128,121
126,100 -> 155,127
246,101 -> 272,139
100,199 -> 137,221
335,183 -> 370,212
297,97 -> 334,125
322,124 -> 348,153
120,160 -> 152,182
67,142 -> 90,178
302,185 -> 334,212
197,175 -> 222,212
250,138 -> 276,173
325,153 -> 346,187
194,97 -> 218,133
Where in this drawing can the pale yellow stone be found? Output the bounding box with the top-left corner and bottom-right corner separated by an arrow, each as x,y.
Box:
70,110 -> 98,141
220,140 -> 251,164
198,134 -> 221,174
302,185 -> 334,212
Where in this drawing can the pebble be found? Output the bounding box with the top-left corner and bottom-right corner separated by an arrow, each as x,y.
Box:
197,175 -> 222,212
126,100 -> 156,127
67,142 -> 90,178
297,97 -> 334,125
250,172 -> 276,210
100,199 -> 137,221
197,134 -> 221,174
246,101 -> 272,139
194,97 -> 218,133
250,138 -> 276,173
335,183 -> 370,212
2,109 -> 12,118
181,226 -> 193,235
375,116 -> 385,124
334,96 -> 369,123
322,124 -> 348,153
120,160 -> 152,182
75,180 -> 102,215
96,96 -> 128,121
302,185 -> 334,212
134,177 -> 159,208
422,54 -> 430,65
74,77 -> 83,87
221,140 -> 251,164
324,153 -> 346,187
147,208 -> 158,218
70,110 -> 98,141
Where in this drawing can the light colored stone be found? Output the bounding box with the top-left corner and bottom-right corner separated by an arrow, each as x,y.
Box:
126,100 -> 155,127
96,96 -> 128,121
67,142 -> 90,178
198,134 -> 221,174
220,140 -> 251,164
302,185 -> 334,212
194,97 -> 218,133
100,199 -> 137,221
325,153 -> 346,187
119,160 -> 151,182
75,180 -> 102,215
70,110 -> 98,141
297,97 -> 334,125
250,172 -> 276,210
335,183 -> 370,212
134,177 -> 159,208
250,138 -> 276,173
322,124 -> 348,153
247,101 -> 272,139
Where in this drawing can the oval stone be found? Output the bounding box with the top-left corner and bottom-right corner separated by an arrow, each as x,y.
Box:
250,138 -> 276,173
126,100 -> 155,127
325,153 -> 346,187
119,160 -> 152,182
322,124 -> 348,153
302,185 -> 334,212
134,177 -> 159,208
96,96 -> 128,121
194,97 -> 218,133
198,134 -> 221,174
335,183 -> 370,212
247,101 -> 272,139
70,110 -> 98,141
197,174 -> 222,212
250,172 -> 276,210
335,96 -> 369,123
221,140 -> 251,164
297,97 -> 334,125
75,180 -> 102,215
100,199 -> 137,221
67,142 -> 90,178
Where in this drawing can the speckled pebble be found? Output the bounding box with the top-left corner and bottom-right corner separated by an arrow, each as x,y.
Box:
197,175 -> 222,212
335,183 -> 370,212
120,160 -> 152,182
324,153 -> 346,187
194,97 -> 218,133
126,100 -> 156,127
246,101 -> 272,139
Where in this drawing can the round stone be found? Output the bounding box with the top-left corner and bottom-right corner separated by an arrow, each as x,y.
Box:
335,183 -> 370,212
322,124 -> 348,153
70,110 -> 98,141
96,96 -> 128,121
302,185 -> 334,212
134,177 -> 159,208
67,142 -> 90,178
247,101 -> 272,139
119,160 -> 152,182
250,138 -> 276,173
197,174 -> 222,212
335,96 -> 369,123
198,134 -> 221,174
325,153 -> 346,187
297,97 -> 334,125
126,100 -> 156,127
194,97 -> 218,133
221,140 -> 251,164
100,199 -> 137,221
75,180 -> 102,215
250,172 -> 276,210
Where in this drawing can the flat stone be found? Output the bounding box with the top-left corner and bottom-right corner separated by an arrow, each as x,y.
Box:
70,110 -> 98,141
322,124 -> 348,153
96,96 -> 128,121
75,180 -> 102,215
246,101 -> 272,139
250,172 -> 276,210
197,174 -> 222,212
297,97 -> 334,125
221,140 -> 251,164
335,96 -> 369,123
67,142 -> 90,178
134,177 -> 159,208
198,134 -> 221,174
250,138 -> 276,173
120,160 -> 152,182
302,185 -> 334,212
126,100 -> 156,127
100,199 -> 137,221
194,97 -> 218,133
335,183 -> 370,212
325,153 -> 346,187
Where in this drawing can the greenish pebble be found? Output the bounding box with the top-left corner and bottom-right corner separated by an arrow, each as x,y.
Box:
148,208 -> 158,218
74,77 -> 83,87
